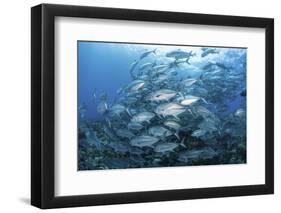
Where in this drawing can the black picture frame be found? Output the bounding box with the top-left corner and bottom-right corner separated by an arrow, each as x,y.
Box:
31,3 -> 274,209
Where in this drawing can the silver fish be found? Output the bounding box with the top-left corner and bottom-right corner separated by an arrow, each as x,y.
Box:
126,80 -> 146,92
215,62 -> 230,70
148,126 -> 173,138
125,97 -> 138,104
181,78 -> 197,87
110,104 -> 126,115
139,62 -> 154,70
168,58 -> 188,67
180,95 -> 200,106
146,89 -> 177,102
201,48 -> 219,57
195,106 -> 213,118
103,158 -> 132,169
131,112 -> 155,123
164,120 -> 181,131
154,142 -> 178,153
198,119 -> 218,133
191,129 -> 207,137
155,102 -> 186,118
128,122 -> 143,131
138,74 -> 150,80
202,62 -> 216,70
116,129 -> 135,139
152,74 -> 170,84
166,50 -> 195,61
140,49 -> 157,60
130,135 -> 159,147
129,60 -> 139,73
152,64 -> 169,71
178,148 -> 217,162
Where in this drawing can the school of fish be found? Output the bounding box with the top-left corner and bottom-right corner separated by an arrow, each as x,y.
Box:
78,46 -> 247,170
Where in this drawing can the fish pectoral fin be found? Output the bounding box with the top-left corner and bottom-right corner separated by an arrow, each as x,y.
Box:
180,137 -> 187,148
178,92 -> 184,99
201,98 -> 209,104
173,115 -> 180,120
156,114 -> 163,119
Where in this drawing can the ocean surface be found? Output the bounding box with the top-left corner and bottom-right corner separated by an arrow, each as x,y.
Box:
78,41 -> 247,170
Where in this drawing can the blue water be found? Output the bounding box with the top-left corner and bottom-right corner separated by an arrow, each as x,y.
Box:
79,41 -> 166,121
79,42 -> 132,120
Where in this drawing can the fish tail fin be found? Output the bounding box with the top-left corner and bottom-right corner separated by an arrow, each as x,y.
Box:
126,108 -> 132,117
180,137 -> 187,148
153,49 -> 157,54
174,131 -> 180,140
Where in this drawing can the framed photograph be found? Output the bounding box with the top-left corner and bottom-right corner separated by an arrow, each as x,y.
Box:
31,4 -> 274,209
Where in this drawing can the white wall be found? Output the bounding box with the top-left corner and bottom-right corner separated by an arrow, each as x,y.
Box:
0,0 -> 279,212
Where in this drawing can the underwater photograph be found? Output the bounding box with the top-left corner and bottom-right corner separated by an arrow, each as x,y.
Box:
78,41 -> 247,171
